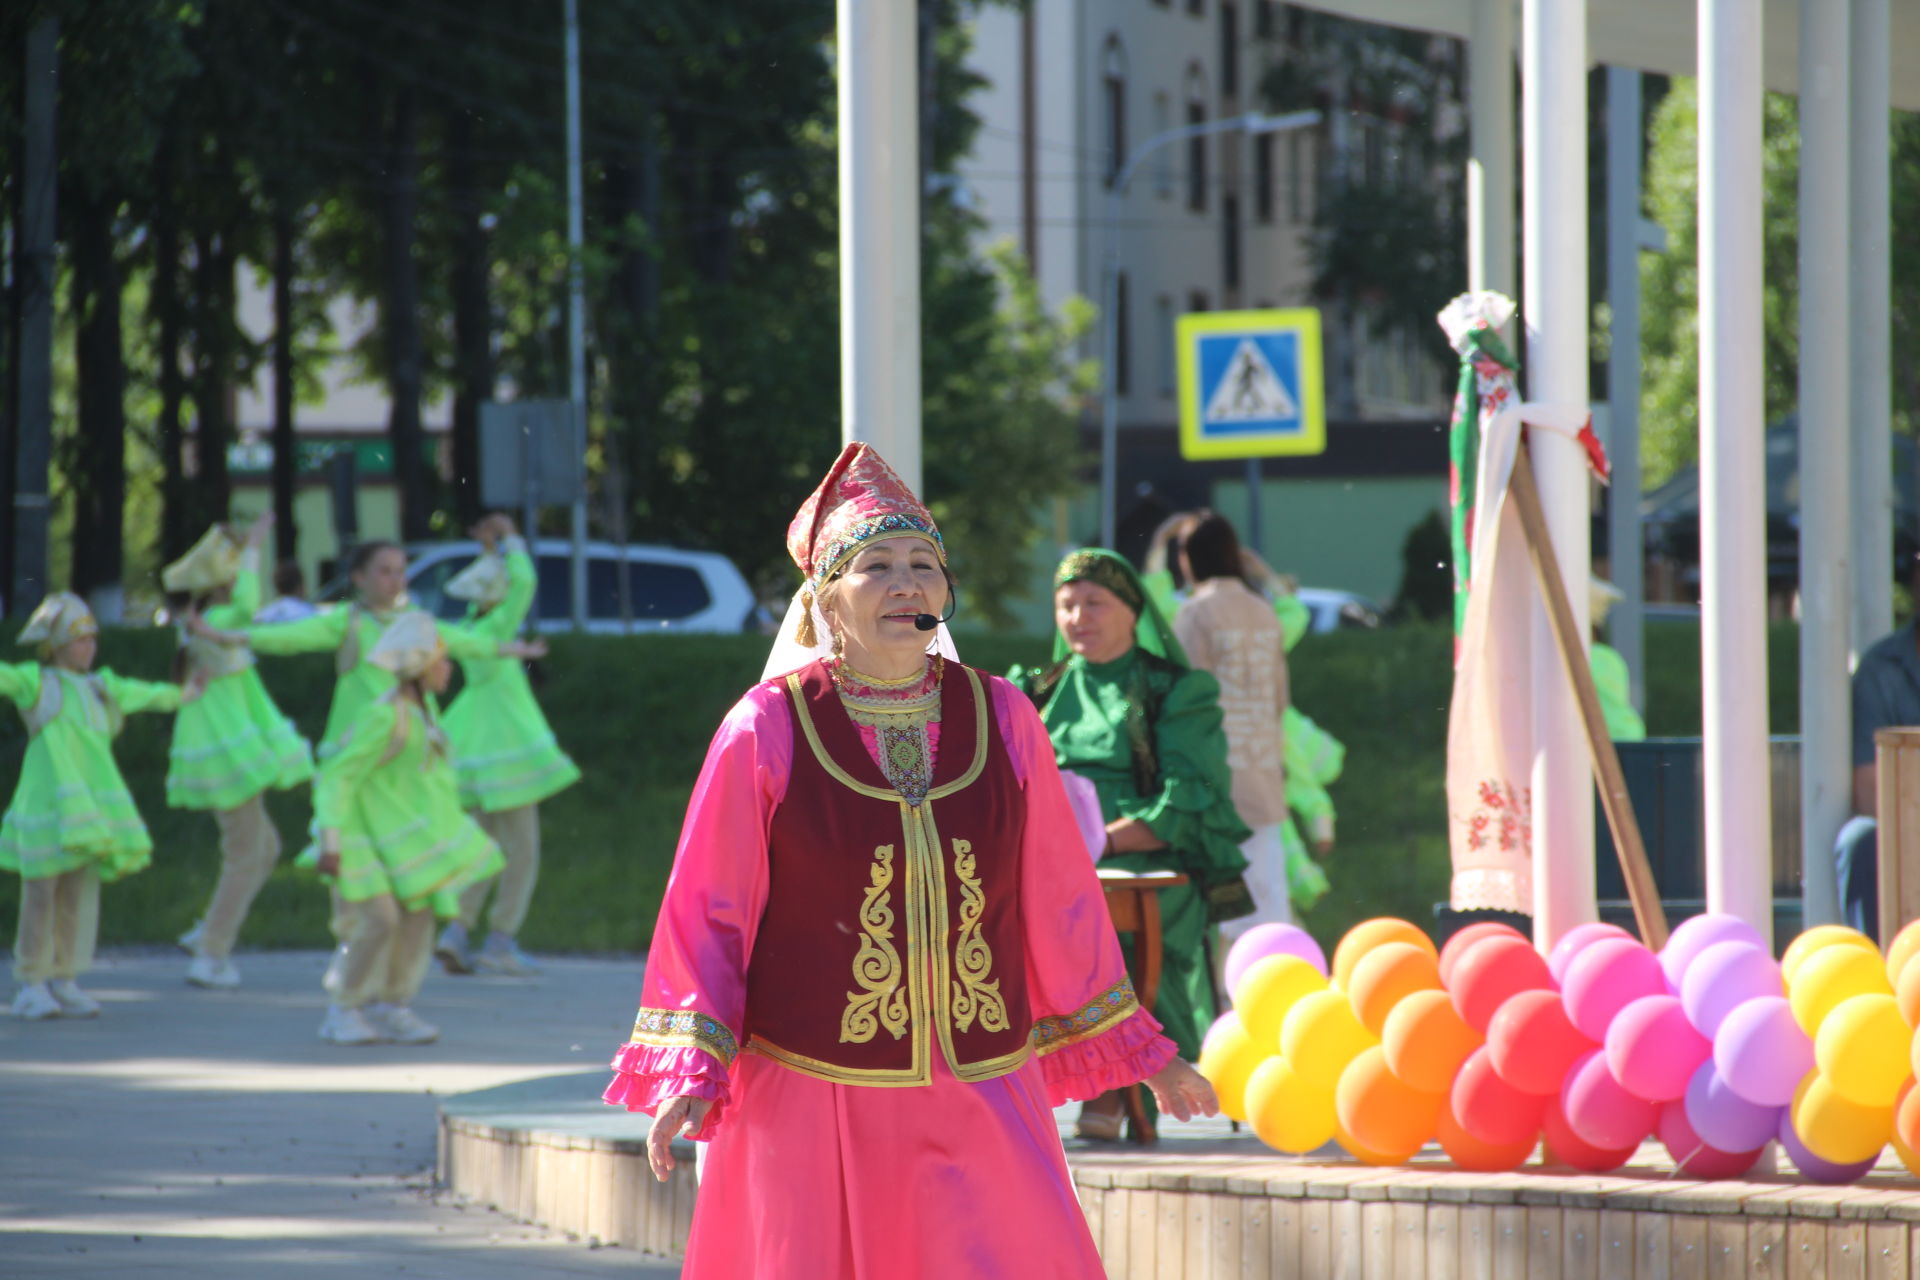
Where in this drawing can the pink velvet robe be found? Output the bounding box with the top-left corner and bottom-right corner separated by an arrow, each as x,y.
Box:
606,670 -> 1175,1278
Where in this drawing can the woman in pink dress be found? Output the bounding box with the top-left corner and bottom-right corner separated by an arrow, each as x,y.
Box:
605,443 -> 1217,1278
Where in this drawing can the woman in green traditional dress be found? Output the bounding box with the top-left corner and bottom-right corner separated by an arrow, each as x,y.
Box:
1011,548 -> 1252,1140
308,611 -> 503,1046
4,594 -> 201,1020
433,513 -> 580,977
164,512 -> 314,991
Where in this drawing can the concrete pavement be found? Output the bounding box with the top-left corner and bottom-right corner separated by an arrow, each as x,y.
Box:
0,947 -> 680,1278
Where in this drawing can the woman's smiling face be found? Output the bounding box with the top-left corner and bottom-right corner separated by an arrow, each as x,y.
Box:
1054,580 -> 1137,664
824,537 -> 948,674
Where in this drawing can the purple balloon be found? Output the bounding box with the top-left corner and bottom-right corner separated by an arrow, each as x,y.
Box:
1778,1109 -> 1876,1184
1548,921 -> 1633,986
1660,913 -> 1767,991
1681,940 -> 1785,1039
1714,996 -> 1815,1107
1683,1058 -> 1782,1153
1223,923 -> 1327,993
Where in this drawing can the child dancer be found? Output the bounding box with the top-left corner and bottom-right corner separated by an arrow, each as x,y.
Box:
434,516 -> 580,976
3,594 -> 200,1018
310,611 -> 503,1045
165,513 -> 314,989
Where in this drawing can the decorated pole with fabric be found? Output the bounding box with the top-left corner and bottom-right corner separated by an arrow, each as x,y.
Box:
1447,324 -> 1521,649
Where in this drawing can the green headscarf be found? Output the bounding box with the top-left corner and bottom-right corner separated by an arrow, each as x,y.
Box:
1051,548 -> 1188,666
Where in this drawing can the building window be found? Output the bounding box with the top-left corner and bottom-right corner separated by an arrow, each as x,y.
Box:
1220,3 -> 1239,97
1189,289 -> 1210,315
1155,296 -> 1176,396
1253,133 -> 1275,222
1115,271 -> 1132,397
1102,38 -> 1127,188
1223,193 -> 1241,291
1152,92 -> 1172,197
1254,0 -> 1276,38
1185,65 -> 1208,213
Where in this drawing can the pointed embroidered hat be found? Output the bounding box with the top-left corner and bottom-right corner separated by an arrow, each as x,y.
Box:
444,548 -> 511,607
367,609 -> 447,681
17,592 -> 99,653
162,524 -> 245,594
786,442 -> 943,589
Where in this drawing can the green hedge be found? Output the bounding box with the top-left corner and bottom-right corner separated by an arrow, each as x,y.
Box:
0,620 -> 1804,956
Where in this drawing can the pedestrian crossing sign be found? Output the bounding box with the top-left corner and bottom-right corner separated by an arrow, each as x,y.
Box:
1176,308 -> 1325,460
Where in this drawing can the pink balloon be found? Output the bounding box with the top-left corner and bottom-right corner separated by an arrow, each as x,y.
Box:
1713,996 -> 1814,1108
1655,1100 -> 1765,1179
1680,940 -> 1783,1039
1561,1048 -> 1657,1151
1683,1059 -> 1781,1154
1547,921 -> 1632,986
1658,912 -> 1766,991
1562,936 -> 1668,1042
1223,923 -> 1327,993
1605,995 -> 1711,1102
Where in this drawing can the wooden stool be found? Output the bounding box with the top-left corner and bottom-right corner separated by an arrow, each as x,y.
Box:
1097,867 -> 1190,1145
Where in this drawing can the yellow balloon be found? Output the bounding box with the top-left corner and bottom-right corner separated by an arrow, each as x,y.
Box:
1887,919 -> 1920,988
1780,924 -> 1879,985
1195,1012 -> 1263,1123
1232,953 -> 1330,1049
1788,942 -> 1893,1036
1244,1055 -> 1338,1154
1281,988 -> 1379,1092
1331,918 -> 1436,991
1816,994 -> 1914,1109
1792,1072 -> 1893,1167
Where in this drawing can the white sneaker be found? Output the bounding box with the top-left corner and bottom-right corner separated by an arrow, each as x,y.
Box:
185,954 -> 241,989
177,919 -> 205,953
435,923 -> 473,975
321,943 -> 349,995
48,979 -> 100,1017
318,1004 -> 386,1046
11,982 -> 61,1020
474,934 -> 539,976
365,1002 -> 439,1045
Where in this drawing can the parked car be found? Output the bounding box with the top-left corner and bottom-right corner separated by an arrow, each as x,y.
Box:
319,539 -> 757,634
1293,588 -> 1385,634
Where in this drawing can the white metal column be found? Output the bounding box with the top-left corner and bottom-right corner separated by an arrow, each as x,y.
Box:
1850,0 -> 1892,659
1522,0 -> 1595,951
1798,0 -> 1850,929
1605,67 -> 1646,714
1468,0 -> 1515,299
838,0 -> 923,493
1698,0 -> 1773,935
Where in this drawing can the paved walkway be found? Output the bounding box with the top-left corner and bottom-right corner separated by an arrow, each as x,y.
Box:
0,947 -> 680,1278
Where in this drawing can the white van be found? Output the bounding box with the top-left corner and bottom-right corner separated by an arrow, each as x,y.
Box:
325,539 -> 759,634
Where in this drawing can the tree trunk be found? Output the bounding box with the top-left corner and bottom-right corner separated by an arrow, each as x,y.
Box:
151,124 -> 190,560
190,227 -> 234,529
383,84 -> 429,541
447,108 -> 489,528
603,119 -> 659,553
272,204 -> 299,563
69,184 -> 127,602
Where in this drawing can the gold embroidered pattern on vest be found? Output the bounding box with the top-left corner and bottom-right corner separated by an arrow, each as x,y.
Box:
949,838 -> 1008,1034
841,843 -> 908,1043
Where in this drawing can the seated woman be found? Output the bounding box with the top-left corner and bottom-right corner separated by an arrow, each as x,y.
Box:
1012,548 -> 1252,1140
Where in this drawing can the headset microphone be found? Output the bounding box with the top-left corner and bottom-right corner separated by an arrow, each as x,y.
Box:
913,613 -> 939,632
914,574 -> 960,632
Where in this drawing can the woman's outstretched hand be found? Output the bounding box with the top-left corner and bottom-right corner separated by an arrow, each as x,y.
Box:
1143,1058 -> 1219,1124
647,1095 -> 714,1182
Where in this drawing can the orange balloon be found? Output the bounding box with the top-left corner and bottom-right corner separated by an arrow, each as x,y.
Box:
1347,941 -> 1444,1036
1889,919 -> 1920,988
1435,1094 -> 1537,1172
1382,988 -> 1483,1095
1331,918 -> 1437,991
1897,1079 -> 1920,1164
1334,1044 -> 1443,1162
1898,952 -> 1920,1030
1335,1121 -> 1407,1167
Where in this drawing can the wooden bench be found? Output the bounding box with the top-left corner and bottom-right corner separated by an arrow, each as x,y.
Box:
1097,866 -> 1190,1145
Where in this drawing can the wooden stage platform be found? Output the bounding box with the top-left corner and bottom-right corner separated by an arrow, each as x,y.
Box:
438,1069 -> 1920,1278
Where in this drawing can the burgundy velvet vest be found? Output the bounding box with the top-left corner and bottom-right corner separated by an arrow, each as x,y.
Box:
742,661 -> 1032,1085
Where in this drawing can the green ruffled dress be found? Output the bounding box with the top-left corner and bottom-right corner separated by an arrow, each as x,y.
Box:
303,694 -> 503,915
441,540 -> 580,811
0,664 -> 181,883
166,557 -> 314,810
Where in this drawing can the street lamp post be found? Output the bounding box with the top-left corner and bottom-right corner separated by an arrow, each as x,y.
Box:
1097,109 -> 1321,551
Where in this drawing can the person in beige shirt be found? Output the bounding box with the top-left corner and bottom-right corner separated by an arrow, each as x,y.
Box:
1172,511 -> 1291,934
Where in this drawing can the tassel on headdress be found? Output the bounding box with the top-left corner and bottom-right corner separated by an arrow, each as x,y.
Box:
795,589 -> 817,648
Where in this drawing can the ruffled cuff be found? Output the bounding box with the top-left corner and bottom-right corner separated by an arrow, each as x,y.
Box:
603,1041 -> 732,1141
1033,982 -> 1179,1106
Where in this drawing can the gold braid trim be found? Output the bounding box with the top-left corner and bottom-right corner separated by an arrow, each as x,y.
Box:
1031,978 -> 1141,1056
840,844 -> 908,1043
628,1007 -> 740,1067
948,839 -> 1008,1033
